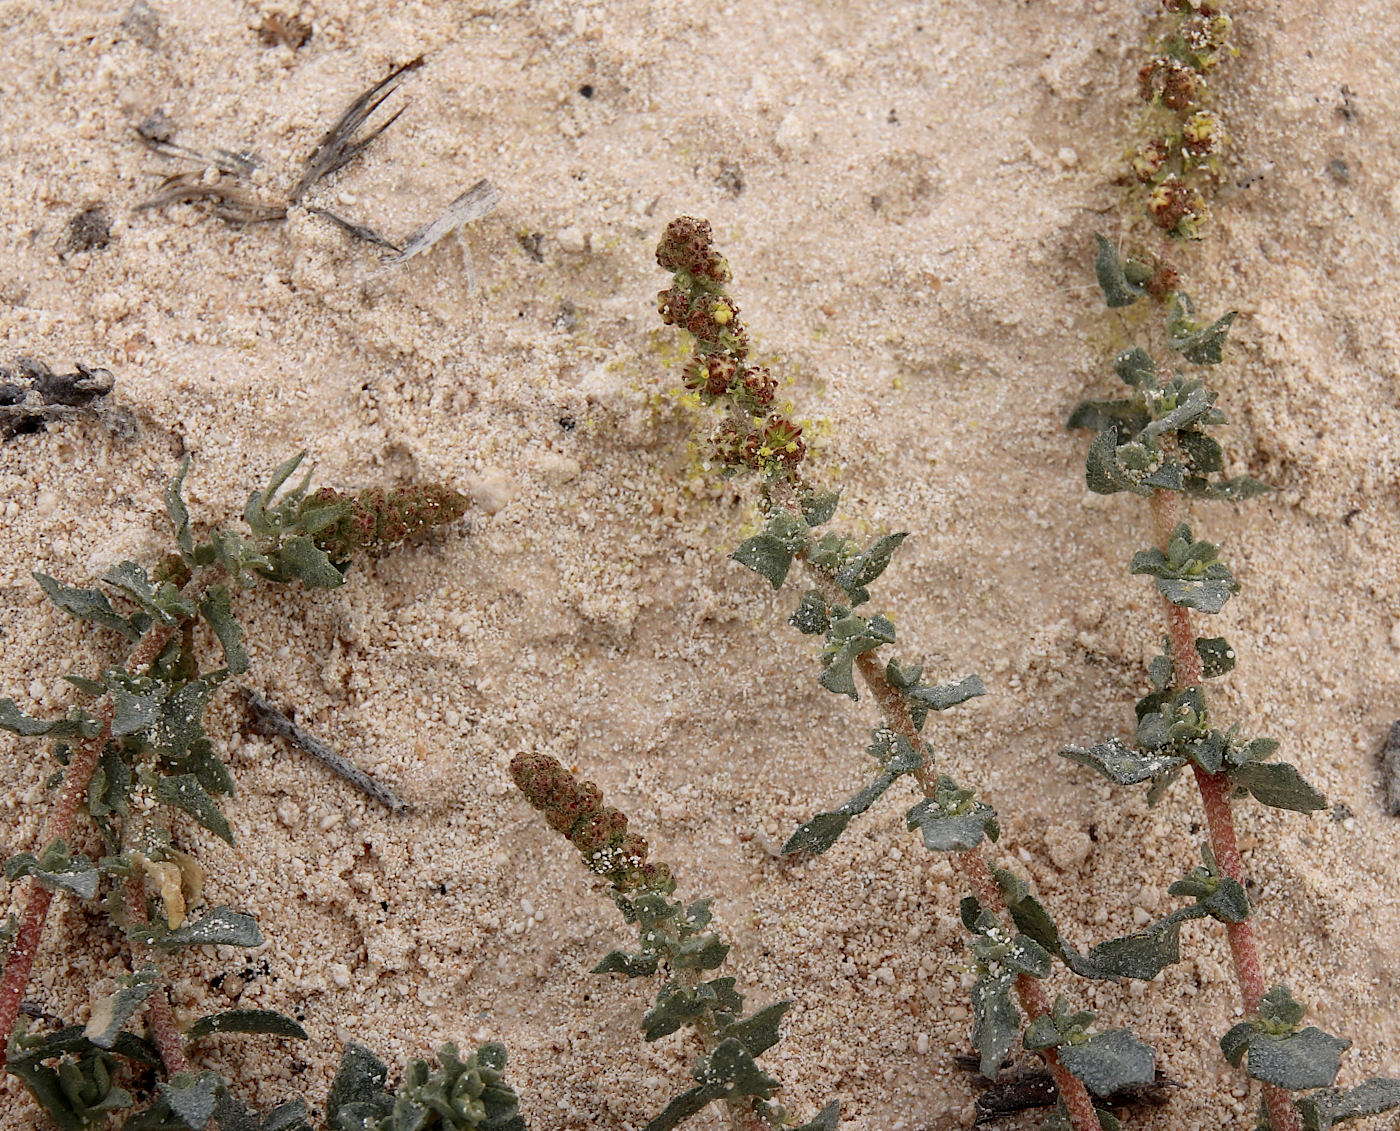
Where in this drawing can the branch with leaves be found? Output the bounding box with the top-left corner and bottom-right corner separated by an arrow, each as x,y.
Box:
0,453 -> 528,1130
1064,239 -> 1400,1131
648,216 -> 1172,1131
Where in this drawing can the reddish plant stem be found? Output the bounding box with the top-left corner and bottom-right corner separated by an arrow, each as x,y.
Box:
1149,492 -> 1299,1131
121,873 -> 189,1075
853,652 -> 1103,1131
0,580 -> 202,1063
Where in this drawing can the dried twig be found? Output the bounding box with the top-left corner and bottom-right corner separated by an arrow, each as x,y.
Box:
1381,721 -> 1400,816
134,172 -> 287,224
308,207 -> 401,251
1,359 -> 114,439
239,687 -> 411,814
290,56 -> 424,203
380,179 -> 501,269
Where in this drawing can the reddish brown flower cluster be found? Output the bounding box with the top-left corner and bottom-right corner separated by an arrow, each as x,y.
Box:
657,216 -> 810,482
1139,56 -> 1199,111
509,752 -> 675,893
1129,2 -> 1233,237
655,215 -> 731,285
309,482 -> 469,560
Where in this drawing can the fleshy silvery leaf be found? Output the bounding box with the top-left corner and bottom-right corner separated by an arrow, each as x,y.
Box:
200,588 -> 249,676
644,982 -> 711,1041
1073,918 -> 1184,981
109,679 -> 167,738
1085,429 -> 1139,496
0,699 -> 86,739
1177,428 -> 1224,473
103,561 -> 196,623
1057,1029 -> 1157,1098
993,868 -> 1067,962
158,1071 -> 223,1130
782,759 -> 908,856
721,1001 -> 790,1058
166,456 -> 195,560
1297,1078 -> 1400,1131
593,950 -> 661,978
136,906 -> 263,949
1141,386 -> 1217,445
819,614 -> 896,699
245,453 -> 309,535
84,965 -> 158,1049
1167,294 -> 1237,365
1230,761 -> 1328,812
789,590 -> 830,635
1242,1027 -> 1351,1091
908,674 -> 985,711
782,810 -> 854,857
1196,475 -> 1272,502
1061,738 -> 1186,785
1114,347 -> 1157,388
6,841 -> 99,899
906,794 -> 999,851
32,572 -> 140,641
799,490 -> 840,527
1066,397 -> 1149,435
790,1100 -> 841,1131
1196,636 -> 1235,677
143,771 -> 234,845
1093,234 -> 1146,308
325,1043 -> 390,1127
733,533 -> 797,590
1154,576 -> 1237,614
271,535 -> 346,589
698,1037 -> 780,1098
187,1010 -> 308,1040
834,532 -> 907,601
644,1082 -> 725,1131
972,971 -> 1020,1078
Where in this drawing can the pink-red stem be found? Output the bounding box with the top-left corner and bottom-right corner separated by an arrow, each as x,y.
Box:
1151,492 -> 1299,1131
854,652 -> 1103,1131
0,608 -> 187,1064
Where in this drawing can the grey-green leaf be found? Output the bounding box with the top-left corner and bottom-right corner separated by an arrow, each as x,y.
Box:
158,1071 -> 222,1130
790,1100 -> 842,1131
274,535 -> 345,589
33,573 -> 140,641
6,844 -> 99,900
721,1001 -> 790,1058
145,771 -> 234,845
187,1010 -> 308,1040
1061,739 -> 1186,785
84,966 -> 158,1049
200,588 -> 249,676
1114,347 -> 1157,388
1245,1027 -> 1351,1091
908,674 -> 985,711
140,907 -> 263,950
1076,919 -> 1183,981
733,534 -> 797,589
800,491 -> 841,527
1155,576 -> 1236,614
1094,235 -> 1145,308
167,457 -> 195,560
593,950 -> 661,978
1230,761 -> 1328,812
906,796 -> 999,851
1057,1029 -> 1157,1097
782,811 -> 854,857
1298,1078 -> 1400,1131
972,973 -> 1020,1078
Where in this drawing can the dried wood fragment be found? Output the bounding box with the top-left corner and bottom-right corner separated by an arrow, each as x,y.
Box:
290,57 -> 424,203
381,179 -> 501,271
240,688 -> 410,814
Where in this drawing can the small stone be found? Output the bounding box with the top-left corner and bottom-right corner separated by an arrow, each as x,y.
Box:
555,226 -> 587,253
1058,146 -> 1080,168
467,468 -> 518,515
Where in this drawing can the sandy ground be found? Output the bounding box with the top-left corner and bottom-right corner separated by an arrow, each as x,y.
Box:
2,1 -> 1399,1128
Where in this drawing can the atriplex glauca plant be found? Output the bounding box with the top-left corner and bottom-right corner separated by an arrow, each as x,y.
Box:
510,752 -> 839,1131
1063,240 -> 1400,1131
512,215 -> 1179,1131
0,454 -> 533,1130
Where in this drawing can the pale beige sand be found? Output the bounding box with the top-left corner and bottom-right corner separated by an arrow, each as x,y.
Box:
1,1 -> 1398,1128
